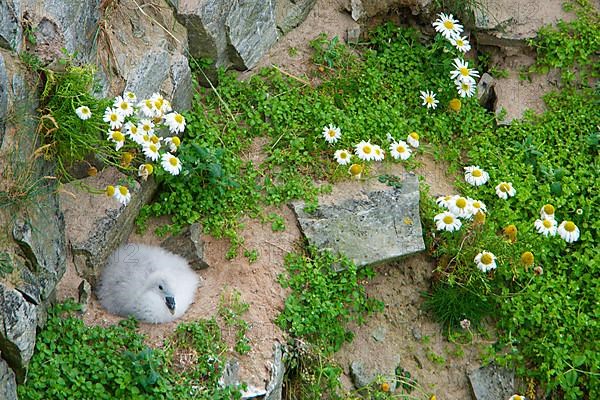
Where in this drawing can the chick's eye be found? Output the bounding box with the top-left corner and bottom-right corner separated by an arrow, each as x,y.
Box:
158,285 -> 164,291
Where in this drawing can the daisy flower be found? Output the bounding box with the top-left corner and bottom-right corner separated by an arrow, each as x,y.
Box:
464,165 -> 489,186
138,98 -> 156,118
124,91 -> 137,103
508,395 -> 526,400
373,145 -> 385,161
557,220 -> 580,243
164,136 -> 181,153
436,195 -> 454,209
334,149 -> 352,165
455,78 -> 476,97
322,124 -> 341,144
540,204 -> 556,220
113,185 -> 131,206
103,107 -> 124,130
75,105 -> 92,120
495,182 -> 516,199
123,121 -> 141,140
348,163 -> 363,179
164,112 -> 186,134
449,35 -> 471,53
434,211 -> 462,232
143,143 -> 160,161
113,96 -> 134,117
139,119 -> 155,136
161,153 -> 183,175
151,93 -> 167,116
468,198 -> 487,216
450,58 -> 480,84
432,13 -> 463,40
389,141 -> 412,160
407,132 -> 420,148
355,140 -> 376,161
534,218 -> 557,236
420,90 -> 439,109
138,163 -> 154,181
475,251 -> 497,272
448,195 -> 472,218
107,130 -> 125,151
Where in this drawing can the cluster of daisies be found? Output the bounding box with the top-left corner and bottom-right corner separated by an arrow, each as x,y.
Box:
534,203 -> 580,243
75,91 -> 185,206
419,13 -> 479,109
322,124 -> 420,178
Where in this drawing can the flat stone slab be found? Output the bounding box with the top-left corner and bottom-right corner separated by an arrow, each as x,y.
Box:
291,174 -> 424,267
468,364 -> 515,400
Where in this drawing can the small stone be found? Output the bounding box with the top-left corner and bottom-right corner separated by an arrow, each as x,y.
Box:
411,327 -> 422,341
346,27 -> 361,44
77,279 -> 92,313
372,325 -> 387,342
161,223 -> 209,270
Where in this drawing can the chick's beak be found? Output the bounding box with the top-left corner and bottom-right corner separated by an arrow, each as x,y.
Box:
165,296 -> 176,315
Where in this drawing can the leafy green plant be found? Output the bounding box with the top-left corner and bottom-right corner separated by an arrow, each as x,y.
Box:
309,34 -> 356,70
267,212 -> 286,232
218,289 -> 252,355
276,247 -> 383,355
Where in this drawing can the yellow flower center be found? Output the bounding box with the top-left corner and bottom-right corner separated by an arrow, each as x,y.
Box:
474,211 -> 486,224
481,253 -> 493,264
149,144 -> 157,152
144,164 -> 154,174
461,83 -> 469,91
514,396 -> 523,400
171,136 -> 181,146
456,197 -> 467,208
328,130 -> 336,137
340,152 -> 348,159
542,219 -> 552,228
169,157 -> 179,167
154,98 -> 164,110
460,67 -> 469,76
443,20 -> 454,29
120,103 -> 129,111
105,185 -> 115,197
121,152 -> 133,164
175,114 -> 184,124
500,183 -> 510,192
82,107 -> 89,114
396,145 -> 406,153
118,186 -> 129,196
472,169 -> 482,177
426,96 -> 434,104
363,145 -> 372,154
110,114 -> 118,122
504,224 -> 517,236
130,126 -> 138,134
521,251 -> 534,266
543,204 -> 554,215
449,98 -> 461,111
456,39 -> 464,46
145,100 -> 153,109
443,215 -> 454,224
564,221 -> 576,232
143,124 -> 151,132
150,136 -> 159,144
112,131 -> 124,142
349,164 -> 362,175
472,201 -> 481,209
410,132 -> 419,140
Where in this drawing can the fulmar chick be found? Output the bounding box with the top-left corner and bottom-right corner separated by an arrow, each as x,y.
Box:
97,244 -> 199,323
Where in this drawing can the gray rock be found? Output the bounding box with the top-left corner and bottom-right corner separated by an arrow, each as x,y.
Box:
346,26 -> 361,44
161,223 -> 210,270
350,360 -> 396,391
264,342 -> 285,400
372,325 -> 387,342
275,0 -> 317,35
411,327 -> 422,341
474,0 -> 576,48
60,167 -> 158,284
0,0 -> 21,50
0,357 -> 17,400
468,364 -> 515,400
477,73 -> 497,110
292,174 -> 425,268
0,284 -> 37,383
344,0 -> 432,21
225,1 -> 279,70
78,279 -> 92,313
176,0 -> 279,71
